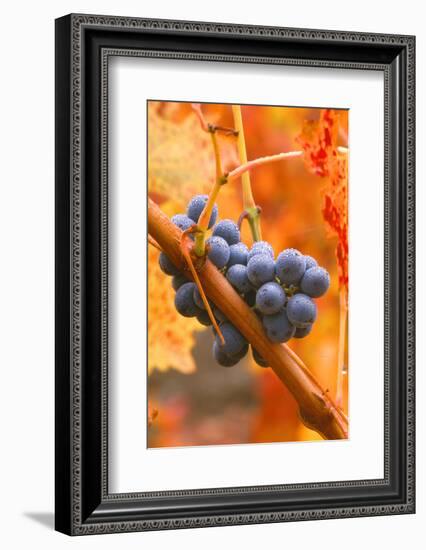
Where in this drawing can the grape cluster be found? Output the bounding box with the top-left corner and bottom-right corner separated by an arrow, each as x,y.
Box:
158,194 -> 330,369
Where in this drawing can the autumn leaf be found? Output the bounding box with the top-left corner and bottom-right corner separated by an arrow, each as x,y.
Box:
148,101 -> 238,205
296,109 -> 337,177
147,103 -> 239,375
297,110 -> 348,292
148,243 -> 203,374
322,151 -> 348,291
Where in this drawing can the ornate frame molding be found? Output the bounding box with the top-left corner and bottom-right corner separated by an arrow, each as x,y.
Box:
55,14 -> 415,535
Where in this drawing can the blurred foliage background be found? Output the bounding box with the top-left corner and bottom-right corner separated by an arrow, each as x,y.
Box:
147,101 -> 348,447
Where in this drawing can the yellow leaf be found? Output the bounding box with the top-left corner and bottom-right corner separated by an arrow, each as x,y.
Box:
148,101 -> 238,204
148,243 -> 203,375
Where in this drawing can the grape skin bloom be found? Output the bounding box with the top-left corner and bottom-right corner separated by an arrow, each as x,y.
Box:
227,242 -> 249,267
212,219 -> 240,245
275,248 -> 306,285
186,194 -> 218,228
226,264 -> 252,294
171,213 -> 195,232
286,293 -> 317,327
256,282 -> 286,315
206,236 -> 230,269
247,240 -> 274,262
247,254 -> 276,287
174,282 -> 199,317
300,266 -> 330,298
304,255 -> 318,270
262,309 -> 296,343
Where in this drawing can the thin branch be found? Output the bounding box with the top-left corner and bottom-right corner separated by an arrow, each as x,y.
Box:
148,235 -> 163,251
237,210 -> 250,230
180,229 -> 225,344
190,103 -> 230,257
191,103 -> 238,136
232,105 -> 262,242
148,197 -> 348,440
191,103 -> 209,132
194,131 -> 226,257
228,150 -> 303,181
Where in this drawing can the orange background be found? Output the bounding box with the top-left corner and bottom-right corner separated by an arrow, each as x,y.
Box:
147,101 -> 348,447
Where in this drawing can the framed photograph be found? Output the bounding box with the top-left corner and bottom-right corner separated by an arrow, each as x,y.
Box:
55,14 -> 415,535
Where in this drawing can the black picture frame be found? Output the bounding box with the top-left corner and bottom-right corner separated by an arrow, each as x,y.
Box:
55,13 -> 415,535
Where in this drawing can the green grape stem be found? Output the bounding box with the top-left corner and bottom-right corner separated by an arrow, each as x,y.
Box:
232,105 -> 262,242
194,125 -> 228,257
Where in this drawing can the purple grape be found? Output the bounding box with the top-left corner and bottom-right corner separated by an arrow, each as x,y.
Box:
159,252 -> 180,276
212,219 -> 240,245
196,308 -> 213,326
174,282 -> 198,317
243,290 -> 257,308
247,254 -> 276,287
226,264 -> 252,294
275,248 -> 306,285
256,282 -> 286,315
286,293 -> 317,327
213,306 -> 227,323
262,309 -> 296,343
300,266 -> 330,298
252,347 -> 268,368
206,236 -> 230,269
213,341 -> 247,367
213,341 -> 240,367
304,255 -> 318,270
294,324 -> 313,338
171,274 -> 187,291
227,242 -> 249,267
215,322 -> 247,356
187,194 -> 218,228
171,213 -> 195,232
247,241 -> 274,262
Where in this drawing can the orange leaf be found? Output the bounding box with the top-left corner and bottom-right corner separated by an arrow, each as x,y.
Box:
297,110 -> 348,292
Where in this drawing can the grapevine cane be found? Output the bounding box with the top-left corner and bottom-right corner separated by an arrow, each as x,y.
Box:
148,197 -> 348,441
